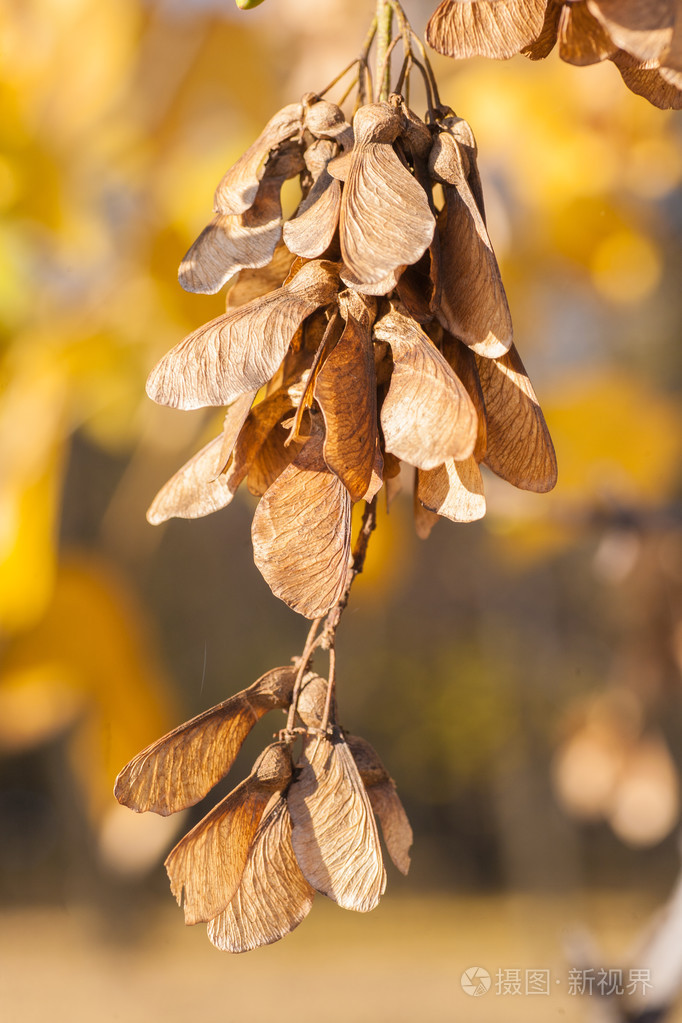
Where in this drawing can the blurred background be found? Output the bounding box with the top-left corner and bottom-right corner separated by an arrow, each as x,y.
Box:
2,0 -> 682,1020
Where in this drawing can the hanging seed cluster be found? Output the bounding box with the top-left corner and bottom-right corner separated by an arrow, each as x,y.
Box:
115,670 -> 411,952
426,0 -> 682,109
117,81 -> 558,952
146,91 -> 557,620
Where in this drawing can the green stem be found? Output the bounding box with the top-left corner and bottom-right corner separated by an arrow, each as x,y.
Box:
375,0 -> 393,102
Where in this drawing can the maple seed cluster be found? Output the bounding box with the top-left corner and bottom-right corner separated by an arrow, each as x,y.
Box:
146,91 -> 557,620
115,671 -> 412,952
426,0 -> 682,109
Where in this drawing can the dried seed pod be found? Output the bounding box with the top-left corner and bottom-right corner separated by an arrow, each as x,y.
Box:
426,0 -> 549,59
340,103 -> 435,286
165,742 -> 293,924
207,796 -> 315,953
146,259 -> 340,410
252,430 -> 352,618
214,103 -> 303,216
114,668 -> 296,815
375,305 -> 478,469
288,733 -> 386,912
475,344 -> 558,492
304,96 -> 354,150
146,391 -> 257,524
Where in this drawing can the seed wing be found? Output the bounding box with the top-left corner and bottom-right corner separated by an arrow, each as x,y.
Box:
476,344 -> 558,492
114,667 -> 295,816
426,0 -> 548,59
146,260 -> 339,410
252,435 -> 352,618
207,797 -> 315,953
376,306 -> 478,469
288,734 -> 386,912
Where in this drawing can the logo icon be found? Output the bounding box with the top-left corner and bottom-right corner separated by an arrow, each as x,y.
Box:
461,967 -> 491,997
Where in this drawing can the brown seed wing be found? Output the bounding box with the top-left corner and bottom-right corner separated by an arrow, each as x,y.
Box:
207,797 -> 315,953
375,307 -> 478,469
251,436 -> 352,618
213,103 -> 302,216
146,260 -> 339,410
315,313 -> 378,501
346,734 -> 413,876
442,335 -> 488,459
247,422 -> 305,496
417,458 -> 486,523
179,177 -> 283,296
288,735 -> 386,912
559,2 -> 617,65
226,243 -> 296,308
225,387 -> 296,488
614,51 -> 682,107
145,436 -> 233,525
147,392 -> 256,523
426,0 -> 548,59
414,484 -> 440,539
340,143 -> 435,286
165,742 -> 292,924
431,138 -> 512,358
283,172 -> 341,259
588,0 -> 674,63
476,344 -> 558,492
522,0 -> 563,57
114,666 -> 296,815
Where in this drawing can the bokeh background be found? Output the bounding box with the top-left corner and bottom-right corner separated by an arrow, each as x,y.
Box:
2,0 -> 682,1020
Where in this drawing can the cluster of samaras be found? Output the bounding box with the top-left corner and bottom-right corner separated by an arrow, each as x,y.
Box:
146,92 -> 557,621
427,0 -> 682,109
115,669 -> 411,952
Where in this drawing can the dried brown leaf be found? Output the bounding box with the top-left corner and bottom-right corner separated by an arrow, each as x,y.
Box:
147,392 -> 256,524
559,1 -> 617,64
252,433 -> 352,618
226,243 -> 296,309
340,105 -> 435,286
475,344 -> 558,492
207,796 -> 315,953
375,306 -> 478,469
588,0 -> 675,63
315,306 -> 378,501
417,457 -> 486,523
426,0 -> 549,59
430,133 -> 512,358
288,733 -> 386,911
214,103 -> 303,216
114,668 -> 296,816
345,734 -> 413,876
146,260 -> 339,410
165,742 -> 292,924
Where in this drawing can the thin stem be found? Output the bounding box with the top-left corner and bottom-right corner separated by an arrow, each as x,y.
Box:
358,18 -> 377,107
319,496 -> 378,732
318,59 -> 360,100
375,0 -> 393,102
285,616 -> 324,733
